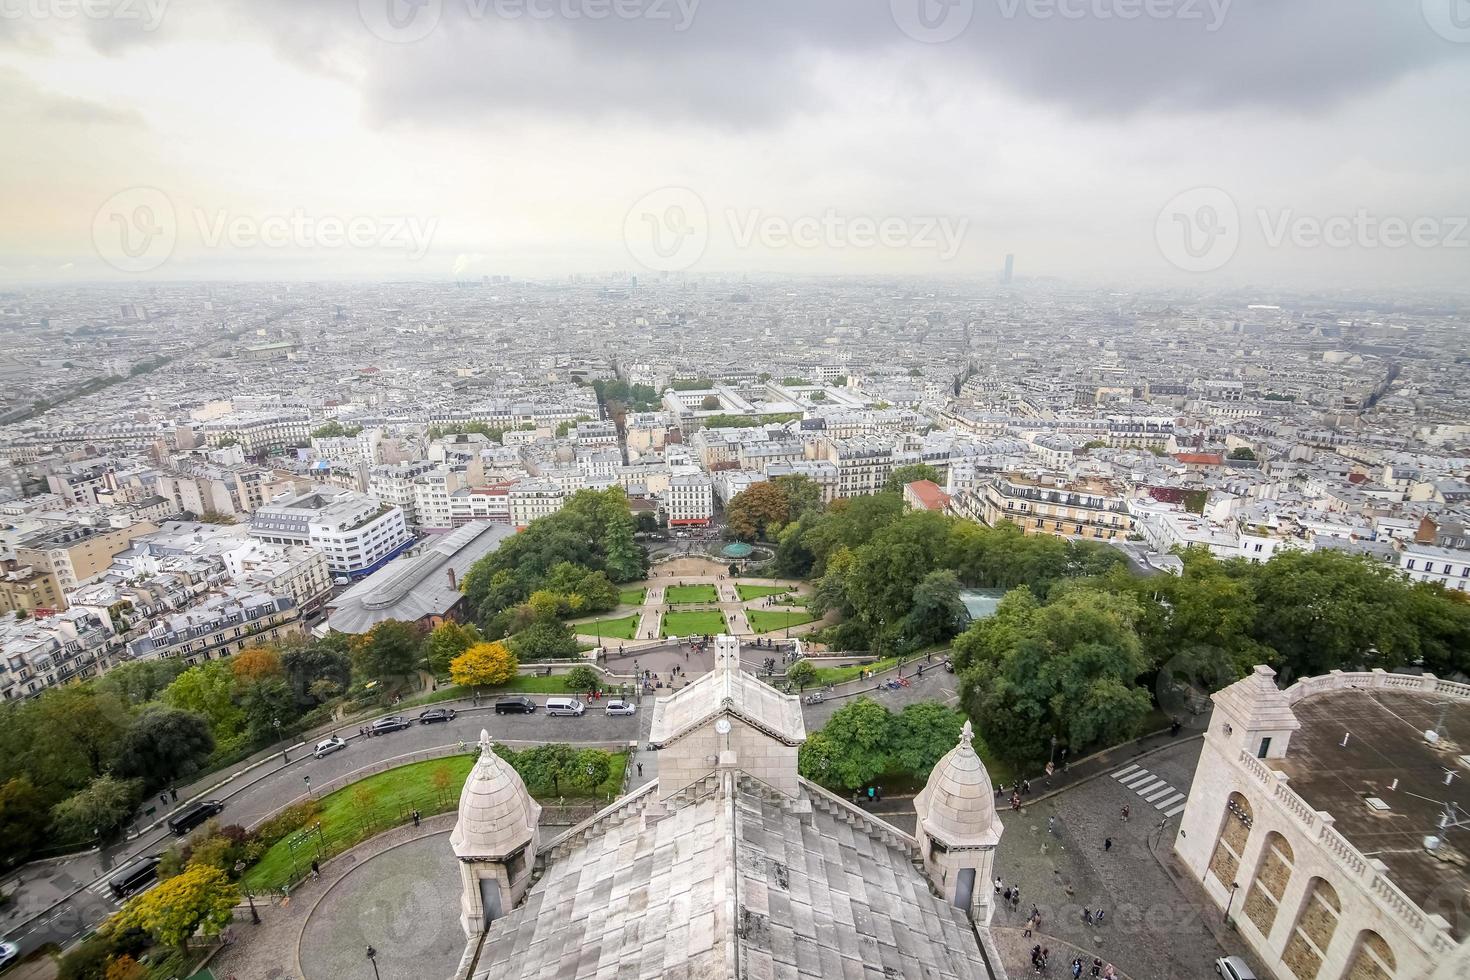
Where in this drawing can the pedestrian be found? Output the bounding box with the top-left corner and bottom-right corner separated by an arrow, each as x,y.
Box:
1121,804 -> 1130,822
1094,909 -> 1105,926
1170,717 -> 1182,736
1047,815 -> 1056,836
994,875 -> 1003,895
169,787 -> 178,802
159,793 -> 168,806
310,859 -> 320,879
1091,958 -> 1102,978
1023,917 -> 1033,939
1041,949 -> 1050,970
1071,957 -> 1083,979
1003,886 -> 1013,905
412,809 -> 421,827
1022,779 -> 1031,795
1104,837 -> 1113,852
1011,885 -> 1021,907
637,762 -> 644,778
1083,907 -> 1092,925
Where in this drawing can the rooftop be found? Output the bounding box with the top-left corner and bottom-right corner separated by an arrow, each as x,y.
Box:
1270,688 -> 1470,940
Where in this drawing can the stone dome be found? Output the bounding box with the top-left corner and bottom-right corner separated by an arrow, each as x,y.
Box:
450,730 -> 541,860
914,721 -> 1003,848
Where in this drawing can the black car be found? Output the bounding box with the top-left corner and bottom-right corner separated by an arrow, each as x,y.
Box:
368,715 -> 412,735
418,707 -> 457,724
108,855 -> 162,899
494,696 -> 536,715
167,800 -> 225,836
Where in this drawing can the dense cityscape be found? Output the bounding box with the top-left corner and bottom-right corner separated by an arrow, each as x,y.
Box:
4,1 -> 1469,979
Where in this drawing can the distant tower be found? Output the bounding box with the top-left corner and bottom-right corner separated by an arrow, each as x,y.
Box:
914,721 -> 1005,921
450,730 -> 542,938
1002,254 -> 1014,284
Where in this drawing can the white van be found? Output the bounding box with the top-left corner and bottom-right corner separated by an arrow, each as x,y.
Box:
545,697 -> 586,717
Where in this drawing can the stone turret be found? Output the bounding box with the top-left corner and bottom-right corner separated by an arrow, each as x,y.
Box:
1210,664 -> 1300,760
450,729 -> 541,938
913,721 -> 1004,920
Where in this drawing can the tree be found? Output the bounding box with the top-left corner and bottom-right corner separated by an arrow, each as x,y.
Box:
238,678 -> 297,744
281,637 -> 353,707
354,620 -> 423,683
0,775 -> 49,866
52,775 -> 142,842
771,474 -> 823,523
109,863 -> 239,952
796,697 -> 893,789
786,659 -> 817,691
576,748 -> 612,792
162,661 -> 245,743
883,463 -> 941,493
891,703 -> 965,777
424,621 -> 483,675
509,618 -> 579,660
230,646 -> 283,684
104,956 -> 147,980
450,642 -> 519,689
905,569 -> 966,648
29,686 -> 130,784
95,658 -> 187,708
116,708 -> 215,791
1228,447 -> 1257,460
514,743 -> 579,796
726,482 -> 789,541
700,395 -> 720,410
565,665 -> 601,696
601,511 -> 645,583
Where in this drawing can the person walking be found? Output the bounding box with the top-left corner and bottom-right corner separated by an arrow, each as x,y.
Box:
1082,907 -> 1093,925
1094,909 -> 1105,926
1071,957 -> 1083,979
310,859 -> 321,879
636,762 -> 644,778
1104,837 -> 1113,852
1047,815 -> 1056,836
412,808 -> 421,828
1120,804 -> 1130,822
1023,916 -> 1034,939
994,875 -> 1003,896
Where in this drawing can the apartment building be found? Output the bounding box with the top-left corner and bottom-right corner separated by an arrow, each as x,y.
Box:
370,460 -> 439,528
222,541 -> 333,613
663,473 -> 714,526
1398,542 -> 1470,592
764,460 -> 840,504
449,483 -> 512,526
15,520 -> 159,592
201,413 -> 313,455
1,608 -> 115,700
979,473 -> 1133,541
508,479 -> 566,529
249,488 -> 413,579
0,559 -> 64,616
125,591 -> 302,666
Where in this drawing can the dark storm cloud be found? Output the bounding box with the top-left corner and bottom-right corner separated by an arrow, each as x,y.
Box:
233,0 -> 1465,125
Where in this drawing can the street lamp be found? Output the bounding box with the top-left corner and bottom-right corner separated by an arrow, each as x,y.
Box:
366,945 -> 381,980
234,861 -> 261,924
1223,880 -> 1240,925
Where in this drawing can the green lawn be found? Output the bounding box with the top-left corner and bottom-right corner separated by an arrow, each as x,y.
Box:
664,584 -> 718,603
244,751 -> 626,890
736,584 -> 795,601
662,610 -> 727,637
809,656 -> 901,685
573,614 -> 641,640
747,609 -> 815,634
618,587 -> 647,606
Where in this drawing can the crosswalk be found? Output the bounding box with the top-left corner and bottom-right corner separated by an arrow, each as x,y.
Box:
84,878 -> 123,908
1111,763 -> 1188,818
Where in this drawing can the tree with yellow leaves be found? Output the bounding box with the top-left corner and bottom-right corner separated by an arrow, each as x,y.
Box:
450,641 -> 518,690
109,863 -> 239,954
230,645 -> 283,684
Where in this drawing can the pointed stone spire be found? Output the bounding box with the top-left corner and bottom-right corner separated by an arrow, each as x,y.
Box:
913,719 -> 1004,918
450,729 -> 540,861
1210,664 -> 1300,759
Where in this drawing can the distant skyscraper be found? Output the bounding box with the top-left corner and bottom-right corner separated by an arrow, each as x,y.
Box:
1002,254 -> 1014,284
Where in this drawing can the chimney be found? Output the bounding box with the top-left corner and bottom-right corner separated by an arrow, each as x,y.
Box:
447,567 -> 457,590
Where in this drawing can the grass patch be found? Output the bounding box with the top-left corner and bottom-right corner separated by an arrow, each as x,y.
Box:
573,614 -> 641,640
736,584 -> 796,601
809,656 -> 901,685
244,750 -> 627,890
664,584 -> 718,603
747,609 -> 815,634
618,587 -> 647,606
662,610 -> 727,637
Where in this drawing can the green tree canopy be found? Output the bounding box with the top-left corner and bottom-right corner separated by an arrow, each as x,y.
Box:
115,707 -> 215,791
424,620 -> 483,675
353,620 -> 424,683
884,463 -> 941,493
52,774 -> 142,842
797,697 -> 893,789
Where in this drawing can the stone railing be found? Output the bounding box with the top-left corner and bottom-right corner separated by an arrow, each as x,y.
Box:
1283,668 -> 1470,706
540,779 -> 658,862
1233,741 -> 1451,956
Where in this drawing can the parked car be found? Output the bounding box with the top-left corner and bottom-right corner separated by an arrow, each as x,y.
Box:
545,697 -> 586,717
313,736 -> 346,758
494,696 -> 536,715
0,940 -> 19,968
605,700 -> 636,716
368,715 -> 412,735
418,707 -> 457,724
1215,956 -> 1258,980
108,855 -> 162,899
167,800 -> 225,836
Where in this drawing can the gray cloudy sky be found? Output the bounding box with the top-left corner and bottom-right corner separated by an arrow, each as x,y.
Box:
2,0 -> 1468,286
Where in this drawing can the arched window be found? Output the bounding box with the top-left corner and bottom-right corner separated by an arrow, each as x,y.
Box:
1241,831 -> 1293,937
1281,877 -> 1340,980
1208,791 -> 1254,888
1344,930 -> 1395,980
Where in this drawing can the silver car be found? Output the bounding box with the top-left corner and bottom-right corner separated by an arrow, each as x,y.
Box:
1215,956 -> 1257,980
313,736 -> 346,758
605,700 -> 637,716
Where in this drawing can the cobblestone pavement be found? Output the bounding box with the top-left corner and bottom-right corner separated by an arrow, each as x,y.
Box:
298,831 -> 463,980
209,813 -> 458,980
989,738 -> 1228,980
